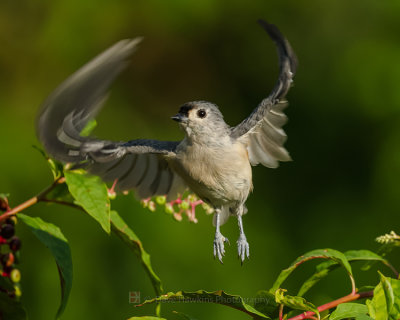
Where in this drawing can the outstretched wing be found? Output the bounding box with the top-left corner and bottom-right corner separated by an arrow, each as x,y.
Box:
230,20 -> 298,168
37,38 -> 186,199
84,139 -> 186,200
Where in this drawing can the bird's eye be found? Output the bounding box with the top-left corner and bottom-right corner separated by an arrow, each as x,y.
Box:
197,109 -> 207,118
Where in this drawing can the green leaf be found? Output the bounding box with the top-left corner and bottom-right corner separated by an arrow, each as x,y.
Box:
275,289 -> 319,317
0,193 -> 9,200
64,170 -> 110,233
45,182 -> 74,203
80,119 -> 97,137
363,235 -> 400,272
367,272 -> 400,320
358,286 -> 376,292
110,211 -> 162,297
127,317 -> 166,320
252,290 -> 279,318
0,291 -> 27,320
137,290 -> 270,319
298,250 -> 388,297
270,249 -> 353,293
298,268 -> 331,297
329,303 -> 370,320
172,311 -> 198,320
18,214 -> 72,319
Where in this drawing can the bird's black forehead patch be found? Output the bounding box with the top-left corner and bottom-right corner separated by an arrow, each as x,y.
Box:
179,104 -> 194,116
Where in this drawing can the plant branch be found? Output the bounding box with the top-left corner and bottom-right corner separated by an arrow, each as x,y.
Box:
279,304 -> 284,320
40,198 -> 84,211
0,196 -> 38,223
288,291 -> 373,320
0,177 -> 66,223
350,275 -> 356,295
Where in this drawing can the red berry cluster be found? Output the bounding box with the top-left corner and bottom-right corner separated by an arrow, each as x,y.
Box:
0,195 -> 22,298
141,194 -> 214,223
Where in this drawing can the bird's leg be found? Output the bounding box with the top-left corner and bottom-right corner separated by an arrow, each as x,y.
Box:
237,213 -> 250,263
213,208 -> 229,263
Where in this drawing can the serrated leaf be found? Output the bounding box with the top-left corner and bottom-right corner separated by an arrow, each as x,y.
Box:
367,272 -> 400,320
275,289 -> 319,317
18,214 -> 72,319
110,211 -> 162,297
270,249 -> 353,293
137,290 -> 270,319
329,303 -> 370,320
0,291 -> 27,320
298,250 -> 388,297
64,170 -> 110,233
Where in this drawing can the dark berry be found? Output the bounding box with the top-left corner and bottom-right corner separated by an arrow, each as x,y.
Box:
0,224 -> 14,239
1,253 -> 14,268
2,265 -> 12,275
0,254 -> 7,267
5,217 -> 16,226
9,237 -> 21,252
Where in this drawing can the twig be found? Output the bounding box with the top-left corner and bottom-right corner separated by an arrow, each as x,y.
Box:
288,291 -> 373,320
40,199 -> 84,211
279,304 -> 284,320
0,177 -> 65,223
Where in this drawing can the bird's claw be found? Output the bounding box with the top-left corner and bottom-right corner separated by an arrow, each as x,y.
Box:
213,232 -> 229,263
237,234 -> 250,264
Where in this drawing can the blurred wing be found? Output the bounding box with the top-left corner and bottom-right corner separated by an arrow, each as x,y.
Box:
38,37 -> 143,162
230,20 -> 297,168
84,139 -> 187,200
37,37 -> 187,199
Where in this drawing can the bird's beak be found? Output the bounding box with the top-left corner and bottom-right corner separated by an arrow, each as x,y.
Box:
171,113 -> 187,123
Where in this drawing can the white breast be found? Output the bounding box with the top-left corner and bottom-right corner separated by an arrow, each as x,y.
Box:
171,140 -> 252,207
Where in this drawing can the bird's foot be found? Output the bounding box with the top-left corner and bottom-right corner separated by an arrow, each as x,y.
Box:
237,234 -> 250,263
213,232 -> 229,263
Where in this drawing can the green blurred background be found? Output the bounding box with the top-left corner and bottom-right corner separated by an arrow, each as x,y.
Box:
1,0 -> 400,319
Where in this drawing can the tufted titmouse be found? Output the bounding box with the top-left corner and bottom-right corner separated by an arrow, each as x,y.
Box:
37,20 -> 297,263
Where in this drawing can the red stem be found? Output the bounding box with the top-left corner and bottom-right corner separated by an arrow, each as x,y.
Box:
108,179 -> 118,194
0,197 -> 38,223
279,304 -> 284,320
288,291 -> 373,320
0,177 -> 65,223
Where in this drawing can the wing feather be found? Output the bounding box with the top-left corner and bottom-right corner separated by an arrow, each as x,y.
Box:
37,37 -> 187,200
230,20 -> 297,168
249,137 -> 279,168
154,169 -> 174,196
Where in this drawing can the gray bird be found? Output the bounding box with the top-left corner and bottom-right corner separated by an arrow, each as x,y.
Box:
37,20 -> 297,263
